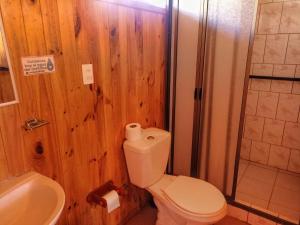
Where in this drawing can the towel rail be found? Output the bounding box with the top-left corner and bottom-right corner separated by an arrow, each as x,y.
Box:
249,75 -> 300,81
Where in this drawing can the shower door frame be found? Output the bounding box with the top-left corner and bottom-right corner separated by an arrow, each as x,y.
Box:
168,0 -> 209,176
190,0 -> 209,178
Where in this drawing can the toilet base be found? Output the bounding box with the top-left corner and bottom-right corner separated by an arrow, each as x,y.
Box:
155,199 -> 184,225
154,199 -> 215,225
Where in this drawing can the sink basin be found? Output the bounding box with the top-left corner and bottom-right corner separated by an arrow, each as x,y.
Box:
0,172 -> 65,225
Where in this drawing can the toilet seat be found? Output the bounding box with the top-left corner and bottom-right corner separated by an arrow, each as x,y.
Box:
162,176 -> 226,217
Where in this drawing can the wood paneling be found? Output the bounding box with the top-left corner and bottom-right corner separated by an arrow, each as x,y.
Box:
0,30 -> 8,68
0,71 -> 14,103
0,127 -> 8,180
0,0 -> 166,224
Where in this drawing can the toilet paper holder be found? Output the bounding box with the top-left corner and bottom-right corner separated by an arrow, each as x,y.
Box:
87,180 -> 126,207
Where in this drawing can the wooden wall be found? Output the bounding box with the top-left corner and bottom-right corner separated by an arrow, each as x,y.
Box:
0,70 -> 14,103
0,29 -> 8,68
0,0 -> 166,224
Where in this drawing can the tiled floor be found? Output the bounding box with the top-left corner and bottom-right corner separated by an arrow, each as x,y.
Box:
126,206 -> 249,225
237,159 -> 300,223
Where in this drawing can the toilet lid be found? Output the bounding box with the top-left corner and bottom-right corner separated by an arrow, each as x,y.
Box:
162,176 -> 226,216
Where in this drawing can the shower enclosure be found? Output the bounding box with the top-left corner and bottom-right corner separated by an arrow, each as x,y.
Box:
234,1 -> 300,224
169,0 -> 300,224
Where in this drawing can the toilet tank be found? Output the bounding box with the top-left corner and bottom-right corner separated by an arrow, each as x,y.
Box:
123,128 -> 171,188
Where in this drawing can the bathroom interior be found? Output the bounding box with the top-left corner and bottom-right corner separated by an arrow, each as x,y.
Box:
0,0 -> 299,225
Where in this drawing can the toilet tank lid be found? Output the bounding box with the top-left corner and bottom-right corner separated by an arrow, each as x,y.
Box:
162,176 -> 226,216
123,128 -> 170,154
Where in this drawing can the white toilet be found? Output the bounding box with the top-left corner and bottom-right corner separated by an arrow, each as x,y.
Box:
123,127 -> 227,225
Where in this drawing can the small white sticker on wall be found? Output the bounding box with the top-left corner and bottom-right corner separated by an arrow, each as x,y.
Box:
22,55 -> 55,75
82,64 -> 94,85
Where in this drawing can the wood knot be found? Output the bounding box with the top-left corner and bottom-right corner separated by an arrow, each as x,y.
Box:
147,72 -> 155,86
74,12 -> 81,38
110,27 -> 117,37
35,142 -> 44,155
134,14 -> 142,33
89,158 -> 97,164
65,148 -> 74,157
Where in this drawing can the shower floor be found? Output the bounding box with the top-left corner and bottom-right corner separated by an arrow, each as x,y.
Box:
236,159 -> 300,224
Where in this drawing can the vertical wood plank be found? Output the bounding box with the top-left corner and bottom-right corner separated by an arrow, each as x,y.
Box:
0,106 -> 26,176
155,14 -> 166,128
19,0 -> 63,180
142,12 -> 152,127
126,8 -> 142,123
0,0 -> 30,175
55,0 -> 86,223
0,128 -> 8,180
39,1 -> 73,224
21,0 -> 46,55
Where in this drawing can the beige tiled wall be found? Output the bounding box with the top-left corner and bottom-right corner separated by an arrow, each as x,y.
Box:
241,0 -> 300,173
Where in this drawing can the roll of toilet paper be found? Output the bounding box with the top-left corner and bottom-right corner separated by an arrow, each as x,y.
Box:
103,190 -> 120,213
125,123 -> 142,141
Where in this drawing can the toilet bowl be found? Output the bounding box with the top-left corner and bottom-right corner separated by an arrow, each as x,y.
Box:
123,126 -> 227,225
147,175 -> 227,225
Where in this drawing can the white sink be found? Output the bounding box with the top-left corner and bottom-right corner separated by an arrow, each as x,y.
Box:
0,172 -> 65,225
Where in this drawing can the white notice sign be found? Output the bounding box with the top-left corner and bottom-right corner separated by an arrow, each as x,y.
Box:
22,55 -> 55,75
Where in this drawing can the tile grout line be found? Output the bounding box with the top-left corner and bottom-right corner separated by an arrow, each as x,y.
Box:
297,103 -> 300,122
277,1 -> 284,35
281,120 -> 286,146
267,168 -> 279,210
238,160 -> 250,186
285,148 -> 292,172
266,143 -> 272,166
254,90 -> 259,116
274,92 -> 280,121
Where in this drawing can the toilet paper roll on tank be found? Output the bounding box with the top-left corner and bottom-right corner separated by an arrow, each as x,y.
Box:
125,123 -> 142,141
